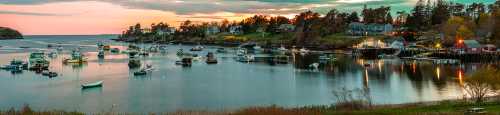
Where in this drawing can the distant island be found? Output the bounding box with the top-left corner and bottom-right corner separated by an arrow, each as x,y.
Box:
0,27 -> 23,40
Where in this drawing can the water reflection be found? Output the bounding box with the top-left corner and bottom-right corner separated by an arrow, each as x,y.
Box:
0,36 -> 499,113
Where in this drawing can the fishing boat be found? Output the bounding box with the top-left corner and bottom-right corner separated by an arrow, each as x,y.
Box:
237,55 -> 255,62
206,52 -> 218,64
41,71 -> 58,77
134,65 -> 154,76
216,48 -> 227,53
97,49 -> 105,58
81,80 -> 103,89
1,59 -> 27,70
63,50 -> 88,63
236,49 -> 246,56
192,54 -> 202,61
110,48 -> 120,53
176,58 -> 193,67
28,52 -> 50,70
190,45 -> 203,51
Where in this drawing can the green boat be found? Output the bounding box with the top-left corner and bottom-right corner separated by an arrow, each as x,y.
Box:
28,52 -> 50,70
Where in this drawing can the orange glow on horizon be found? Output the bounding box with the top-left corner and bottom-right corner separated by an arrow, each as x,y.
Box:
0,1 -> 255,35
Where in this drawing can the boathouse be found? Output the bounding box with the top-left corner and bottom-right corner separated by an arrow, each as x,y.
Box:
456,40 -> 482,53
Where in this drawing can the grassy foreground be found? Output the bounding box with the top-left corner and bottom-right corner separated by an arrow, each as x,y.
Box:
3,101 -> 500,115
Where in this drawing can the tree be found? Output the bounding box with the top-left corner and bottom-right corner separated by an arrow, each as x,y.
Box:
463,66 -> 500,103
385,13 -> 393,24
407,0 -> 427,29
133,23 -> 142,36
440,16 -> 475,46
431,0 -> 450,25
294,11 -> 321,46
491,10 -> 500,45
347,12 -> 360,23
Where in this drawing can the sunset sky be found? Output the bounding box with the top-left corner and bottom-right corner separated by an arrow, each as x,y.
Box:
0,0 -> 495,35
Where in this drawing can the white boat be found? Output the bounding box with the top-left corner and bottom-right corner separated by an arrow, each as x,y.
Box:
309,63 -> 319,69
278,46 -> 287,52
299,47 -> 309,54
192,54 -> 202,61
236,49 -> 246,56
253,45 -> 262,51
237,55 -> 255,62
190,45 -> 203,51
81,80 -> 103,89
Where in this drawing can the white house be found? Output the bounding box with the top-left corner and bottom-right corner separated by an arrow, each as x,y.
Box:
156,27 -> 176,35
229,25 -> 243,35
347,22 -> 393,36
205,26 -> 220,35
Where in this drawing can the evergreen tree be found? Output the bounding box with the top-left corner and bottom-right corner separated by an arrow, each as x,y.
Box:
431,0 -> 450,25
347,12 -> 360,23
386,13 -> 393,24
408,0 -> 426,29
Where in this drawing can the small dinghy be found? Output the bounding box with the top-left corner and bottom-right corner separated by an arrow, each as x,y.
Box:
81,80 -> 103,89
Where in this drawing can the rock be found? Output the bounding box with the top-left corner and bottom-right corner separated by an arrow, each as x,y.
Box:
0,27 -> 23,40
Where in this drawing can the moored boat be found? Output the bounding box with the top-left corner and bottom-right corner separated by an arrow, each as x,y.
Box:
28,52 -> 50,70
216,48 -> 227,53
41,71 -> 58,77
206,52 -> 218,64
63,50 -> 88,64
190,45 -> 203,51
237,55 -> 255,62
97,49 -> 105,58
81,80 -> 103,89
134,65 -> 154,76
1,59 -> 27,70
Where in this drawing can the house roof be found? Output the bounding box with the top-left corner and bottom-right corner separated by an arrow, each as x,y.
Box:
463,40 -> 481,48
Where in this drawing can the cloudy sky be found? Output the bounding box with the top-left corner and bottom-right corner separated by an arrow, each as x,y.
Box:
0,0 -> 495,35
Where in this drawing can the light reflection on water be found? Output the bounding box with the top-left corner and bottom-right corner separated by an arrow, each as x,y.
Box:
0,35 -> 494,113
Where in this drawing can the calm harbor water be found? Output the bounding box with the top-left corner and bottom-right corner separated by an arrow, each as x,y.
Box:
0,35 -> 488,113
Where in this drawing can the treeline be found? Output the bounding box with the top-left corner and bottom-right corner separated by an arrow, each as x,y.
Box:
119,0 -> 500,46
406,0 -> 500,46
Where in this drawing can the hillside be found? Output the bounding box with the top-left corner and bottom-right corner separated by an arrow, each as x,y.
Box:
0,27 -> 23,39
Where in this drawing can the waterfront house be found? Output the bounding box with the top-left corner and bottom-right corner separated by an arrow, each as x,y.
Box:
206,26 -> 220,35
347,22 -> 393,36
455,40 -> 482,53
156,27 -> 176,35
278,24 -> 295,32
229,25 -> 243,35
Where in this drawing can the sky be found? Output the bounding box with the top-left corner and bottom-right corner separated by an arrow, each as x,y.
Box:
0,0 -> 496,35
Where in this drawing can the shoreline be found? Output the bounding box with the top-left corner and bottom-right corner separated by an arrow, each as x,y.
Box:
3,98 -> 500,114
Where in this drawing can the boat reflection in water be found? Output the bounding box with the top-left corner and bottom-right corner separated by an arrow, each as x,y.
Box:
0,35 -> 495,113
